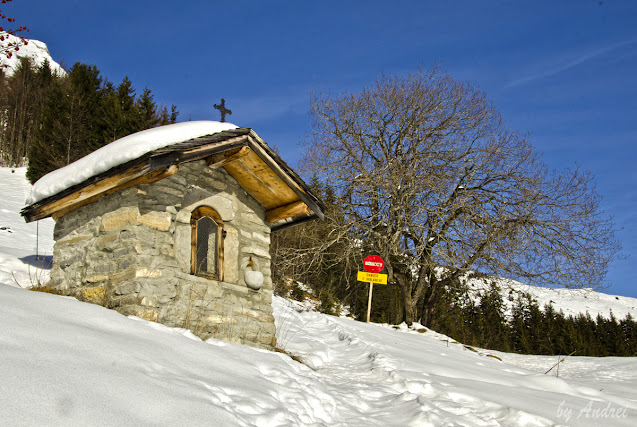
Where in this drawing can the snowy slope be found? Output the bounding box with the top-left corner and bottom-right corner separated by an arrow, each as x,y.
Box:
1,285 -> 636,426
1,167 -> 637,425
0,32 -> 65,76
464,276 -> 637,321
0,167 -> 54,288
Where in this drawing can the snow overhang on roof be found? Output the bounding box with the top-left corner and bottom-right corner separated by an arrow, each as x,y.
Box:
21,125 -> 325,231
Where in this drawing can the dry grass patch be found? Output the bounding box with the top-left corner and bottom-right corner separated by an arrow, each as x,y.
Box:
29,285 -> 68,296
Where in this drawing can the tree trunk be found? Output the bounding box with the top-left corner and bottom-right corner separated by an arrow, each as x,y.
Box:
404,297 -> 416,326
396,273 -> 417,326
420,282 -> 440,327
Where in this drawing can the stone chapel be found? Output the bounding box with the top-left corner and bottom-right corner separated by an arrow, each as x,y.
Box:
21,122 -> 324,350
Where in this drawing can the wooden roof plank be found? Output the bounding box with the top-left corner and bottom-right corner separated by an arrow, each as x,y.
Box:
223,159 -> 285,210
26,162 -> 150,222
51,165 -> 178,220
231,150 -> 299,203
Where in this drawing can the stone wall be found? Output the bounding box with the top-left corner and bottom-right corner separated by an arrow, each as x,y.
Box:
49,160 -> 276,350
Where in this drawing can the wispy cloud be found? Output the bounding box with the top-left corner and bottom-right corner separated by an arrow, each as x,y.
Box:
505,38 -> 637,89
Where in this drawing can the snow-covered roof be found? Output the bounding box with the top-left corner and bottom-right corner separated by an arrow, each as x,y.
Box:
22,121 -> 325,229
27,121 -> 238,205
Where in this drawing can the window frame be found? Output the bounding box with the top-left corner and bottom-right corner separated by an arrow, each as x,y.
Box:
190,206 -> 224,281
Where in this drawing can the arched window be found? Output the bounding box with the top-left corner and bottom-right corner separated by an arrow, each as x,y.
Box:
191,206 -> 224,280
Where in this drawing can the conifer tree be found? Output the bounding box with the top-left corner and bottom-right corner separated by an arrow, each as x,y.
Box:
27,75 -> 71,182
475,283 -> 509,350
98,76 -> 141,143
137,87 -> 159,129
620,314 -> 637,356
116,76 -> 140,135
67,63 -> 103,156
158,104 -> 179,125
510,294 -> 533,353
169,105 -> 179,123
99,81 -> 122,143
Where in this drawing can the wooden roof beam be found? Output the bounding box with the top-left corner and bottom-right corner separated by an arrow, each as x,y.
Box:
206,146 -> 251,168
265,201 -> 312,223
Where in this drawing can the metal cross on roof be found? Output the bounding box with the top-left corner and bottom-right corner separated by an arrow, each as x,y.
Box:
213,98 -> 232,122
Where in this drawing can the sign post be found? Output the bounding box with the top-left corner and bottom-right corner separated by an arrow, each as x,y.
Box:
359,255 -> 387,323
367,282 -> 373,323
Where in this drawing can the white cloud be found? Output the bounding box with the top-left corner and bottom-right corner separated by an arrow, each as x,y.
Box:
505,38 -> 637,89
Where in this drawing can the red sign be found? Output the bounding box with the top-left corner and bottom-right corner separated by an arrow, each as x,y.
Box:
363,255 -> 385,273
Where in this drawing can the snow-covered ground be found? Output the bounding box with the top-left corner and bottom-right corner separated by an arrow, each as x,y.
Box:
1,166 -> 637,426
2,285 -> 636,426
0,167 -> 54,288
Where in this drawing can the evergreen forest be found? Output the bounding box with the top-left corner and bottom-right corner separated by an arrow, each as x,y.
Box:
0,57 -> 178,182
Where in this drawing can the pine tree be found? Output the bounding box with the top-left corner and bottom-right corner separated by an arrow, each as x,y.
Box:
26,75 -> 70,182
158,104 -> 179,125
28,62 -> 103,182
99,76 -> 140,143
510,294 -> 533,354
620,314 -> 637,356
116,76 -> 140,135
67,63 -> 103,157
169,105 -> 179,123
474,283 -> 510,351
137,87 -> 159,129
539,304 -> 560,354
158,106 -> 170,125
525,298 -> 545,354
99,81 -> 121,142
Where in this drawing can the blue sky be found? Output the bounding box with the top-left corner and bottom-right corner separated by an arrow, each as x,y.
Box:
9,0 -> 637,297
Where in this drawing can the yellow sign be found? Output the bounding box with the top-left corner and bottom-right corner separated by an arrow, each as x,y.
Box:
357,271 -> 388,285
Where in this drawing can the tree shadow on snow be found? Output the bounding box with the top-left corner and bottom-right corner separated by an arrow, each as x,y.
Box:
19,255 -> 53,269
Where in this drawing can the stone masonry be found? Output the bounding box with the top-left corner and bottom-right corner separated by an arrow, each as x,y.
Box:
48,160 -> 276,350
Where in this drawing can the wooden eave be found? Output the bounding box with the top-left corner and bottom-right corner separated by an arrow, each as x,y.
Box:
21,128 -> 325,230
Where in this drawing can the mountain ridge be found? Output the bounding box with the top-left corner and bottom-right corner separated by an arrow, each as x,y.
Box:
0,32 -> 65,76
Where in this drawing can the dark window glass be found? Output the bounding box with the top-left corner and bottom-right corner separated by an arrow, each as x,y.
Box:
195,216 -> 217,276
191,207 -> 224,280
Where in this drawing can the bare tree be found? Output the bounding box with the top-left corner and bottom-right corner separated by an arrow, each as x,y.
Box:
303,66 -> 621,325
